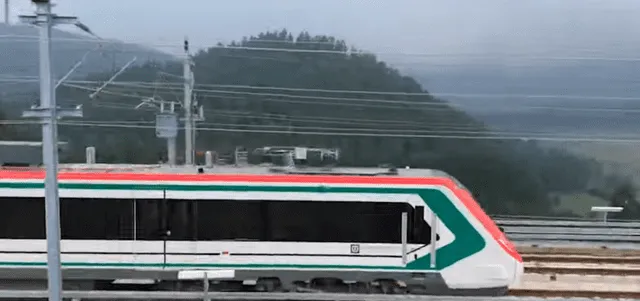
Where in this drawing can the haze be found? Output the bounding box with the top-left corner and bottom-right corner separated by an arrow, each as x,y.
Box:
6,0 -> 640,68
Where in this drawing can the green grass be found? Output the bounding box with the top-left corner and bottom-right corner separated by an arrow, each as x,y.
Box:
554,193 -> 608,217
543,141 -> 640,185
540,141 -> 639,217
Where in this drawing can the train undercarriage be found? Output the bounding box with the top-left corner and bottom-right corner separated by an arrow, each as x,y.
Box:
0,267 -> 509,297
0,264 -> 509,297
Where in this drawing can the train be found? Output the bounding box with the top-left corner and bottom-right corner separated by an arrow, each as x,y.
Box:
0,162 -> 523,295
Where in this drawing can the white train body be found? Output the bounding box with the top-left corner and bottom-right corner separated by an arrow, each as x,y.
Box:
0,164 -> 523,295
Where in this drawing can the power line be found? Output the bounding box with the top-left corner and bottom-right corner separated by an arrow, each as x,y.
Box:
58,84 -> 603,130
79,100 -> 626,134
174,121 -> 639,137
7,75 -> 640,104
52,120 -> 640,144
4,34 -> 640,62
64,83 -> 463,112
85,101 -> 481,129
103,80 -> 640,104
61,81 -> 640,114
4,118 -> 633,140
3,116 -> 638,142
57,96 -> 487,131
34,78 -> 640,108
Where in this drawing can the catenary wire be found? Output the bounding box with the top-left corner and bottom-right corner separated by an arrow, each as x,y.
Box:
3,111 -> 634,140
0,76 -> 635,112
7,74 -> 640,104
84,101 -> 485,130
48,120 -> 640,143
79,101 -> 616,133
59,85 -> 627,135
2,118 -> 629,140
3,35 -> 640,62
60,81 -> 640,114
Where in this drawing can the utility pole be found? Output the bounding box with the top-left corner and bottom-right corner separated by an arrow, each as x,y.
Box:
182,37 -> 204,165
183,37 -> 194,165
4,0 -> 8,24
18,1 -> 91,301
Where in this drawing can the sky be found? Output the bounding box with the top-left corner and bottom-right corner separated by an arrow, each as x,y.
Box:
6,0 -> 640,69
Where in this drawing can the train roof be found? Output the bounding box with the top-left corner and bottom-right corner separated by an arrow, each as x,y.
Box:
0,163 -> 469,190
0,163 -> 454,178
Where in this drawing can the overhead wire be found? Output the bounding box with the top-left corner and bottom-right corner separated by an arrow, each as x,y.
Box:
59,80 -> 640,114
3,95 -> 640,141
6,85 -> 639,143
65,87 -> 606,137
61,94 -> 487,130
1,99 -> 629,142
51,81 -> 640,142
57,83 -> 640,139
4,35 -> 640,62
0,75 -> 635,111
80,100 -> 606,134
4,34 -> 640,143
42,120 -> 640,144
5,73 -> 640,130
5,75 -> 638,104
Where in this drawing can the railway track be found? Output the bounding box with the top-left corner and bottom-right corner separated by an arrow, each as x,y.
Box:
522,254 -> 640,264
509,288 -> 640,299
517,245 -> 640,256
523,254 -> 640,275
511,246 -> 640,298
509,273 -> 640,299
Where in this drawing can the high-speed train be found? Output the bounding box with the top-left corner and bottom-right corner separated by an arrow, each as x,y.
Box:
0,163 -> 523,295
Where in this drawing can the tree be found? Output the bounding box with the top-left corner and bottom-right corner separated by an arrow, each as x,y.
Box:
609,180 -> 640,220
1,29 -> 606,215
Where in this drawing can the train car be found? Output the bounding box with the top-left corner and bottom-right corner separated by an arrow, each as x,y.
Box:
0,163 -> 523,295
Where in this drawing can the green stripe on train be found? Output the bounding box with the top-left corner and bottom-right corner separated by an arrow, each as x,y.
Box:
0,182 -> 486,270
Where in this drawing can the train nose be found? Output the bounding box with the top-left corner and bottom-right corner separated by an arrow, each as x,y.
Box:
511,259 -> 525,287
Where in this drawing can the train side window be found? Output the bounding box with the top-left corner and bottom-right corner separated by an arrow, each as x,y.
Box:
165,199 -> 201,241
194,200 -> 264,241
60,198 -> 134,240
122,198 -> 440,244
0,197 -> 45,239
134,199 -> 165,240
166,200 -> 191,240
265,201 -> 424,243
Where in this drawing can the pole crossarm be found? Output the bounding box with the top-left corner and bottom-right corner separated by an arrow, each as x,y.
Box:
18,14 -> 78,26
22,105 -> 83,119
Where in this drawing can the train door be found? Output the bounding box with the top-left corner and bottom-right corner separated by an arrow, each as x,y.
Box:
159,190 -> 197,268
130,192 -> 169,269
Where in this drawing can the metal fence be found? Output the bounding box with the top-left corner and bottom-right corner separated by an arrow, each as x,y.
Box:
495,217 -> 640,247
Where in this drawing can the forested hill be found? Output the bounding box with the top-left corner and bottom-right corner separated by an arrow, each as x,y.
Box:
1,30 -> 607,215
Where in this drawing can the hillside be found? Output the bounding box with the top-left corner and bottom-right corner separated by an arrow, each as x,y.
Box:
0,23 -> 174,98
409,61 -> 640,134
408,59 -> 640,190
0,30 -> 617,216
